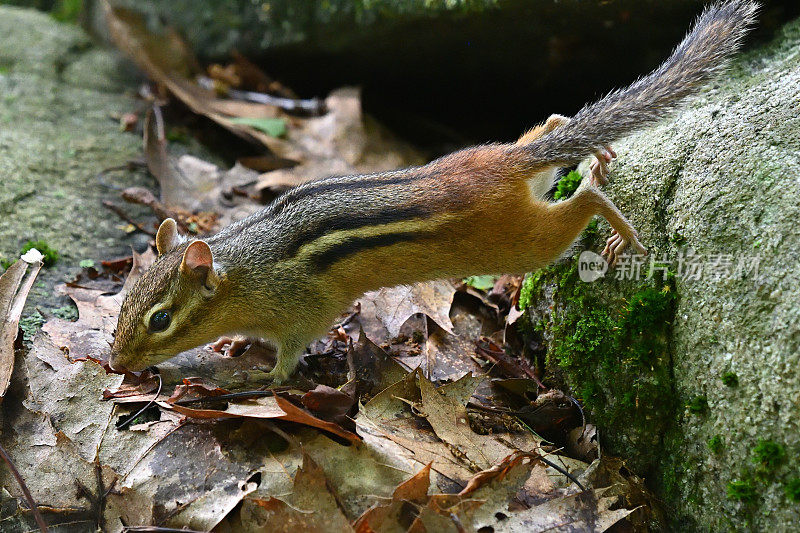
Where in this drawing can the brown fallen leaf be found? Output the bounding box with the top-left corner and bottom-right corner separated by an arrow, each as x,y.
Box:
346,327 -> 407,400
417,373 -> 536,471
459,450 -> 539,497
475,336 -> 541,382
275,395 -> 361,444
0,249 -> 43,398
360,280 -> 456,339
158,395 -> 286,420
103,0 -> 302,160
142,105 -> 262,224
352,462 -> 432,532
417,298 -> 488,382
241,496 -> 351,533
167,377 -> 232,403
240,452 -> 353,533
476,487 -> 636,532
255,87 -> 425,194
407,454 -> 534,532
301,385 -> 355,429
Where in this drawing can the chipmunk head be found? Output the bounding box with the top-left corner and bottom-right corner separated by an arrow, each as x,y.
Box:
110,218 -> 231,372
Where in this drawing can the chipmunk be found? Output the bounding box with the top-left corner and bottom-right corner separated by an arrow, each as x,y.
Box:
110,1 -> 757,383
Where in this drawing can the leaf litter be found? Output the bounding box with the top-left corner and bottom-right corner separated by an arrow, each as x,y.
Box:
0,7 -> 661,533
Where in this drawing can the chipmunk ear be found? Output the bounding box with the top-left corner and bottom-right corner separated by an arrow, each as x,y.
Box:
156,218 -> 183,255
180,240 -> 220,293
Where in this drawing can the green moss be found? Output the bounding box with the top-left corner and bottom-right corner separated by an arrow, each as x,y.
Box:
669,231 -> 686,246
752,440 -> 785,470
553,170 -> 582,200
52,305 -> 78,321
687,396 -> 708,414
51,0 -> 83,23
784,479 -> 800,503
708,435 -> 724,454
727,478 -> 758,503
518,271 -> 543,312
521,254 -> 676,459
721,372 -> 739,387
20,240 -> 58,267
19,311 -> 45,344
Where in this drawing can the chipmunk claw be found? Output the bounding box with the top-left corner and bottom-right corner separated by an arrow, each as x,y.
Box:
601,229 -> 647,267
589,145 -> 616,187
209,336 -> 252,357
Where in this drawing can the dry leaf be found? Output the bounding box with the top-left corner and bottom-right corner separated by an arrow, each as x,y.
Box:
103,0 -> 302,159
360,280 -> 456,338
301,385 -> 355,427
241,452 -> 353,533
352,462 -> 432,532
256,88 -> 424,193
0,250 -> 43,398
346,328 -> 407,400
142,105 -> 262,224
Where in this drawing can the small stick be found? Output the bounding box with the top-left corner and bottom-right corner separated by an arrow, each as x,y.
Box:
0,442 -> 48,532
122,526 -> 203,533
116,374 -> 162,429
102,200 -> 156,237
197,76 -> 326,115
539,455 -> 585,491
172,389 -> 275,406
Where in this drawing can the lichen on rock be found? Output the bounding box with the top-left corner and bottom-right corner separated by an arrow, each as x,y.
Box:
521,15 -> 800,532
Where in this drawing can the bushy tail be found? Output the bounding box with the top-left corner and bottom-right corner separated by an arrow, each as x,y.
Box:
523,0 -> 759,166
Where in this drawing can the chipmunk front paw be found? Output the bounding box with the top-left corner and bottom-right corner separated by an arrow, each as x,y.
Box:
209,335 -> 255,357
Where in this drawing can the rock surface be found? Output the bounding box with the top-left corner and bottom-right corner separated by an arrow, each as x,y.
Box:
0,6 -> 150,315
523,15 -> 800,531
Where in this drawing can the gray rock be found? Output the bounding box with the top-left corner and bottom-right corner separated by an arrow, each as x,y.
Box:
523,15 -> 800,531
0,6 -> 151,316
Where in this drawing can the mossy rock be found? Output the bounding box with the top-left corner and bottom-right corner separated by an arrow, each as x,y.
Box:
0,6 -> 150,328
521,15 -> 800,532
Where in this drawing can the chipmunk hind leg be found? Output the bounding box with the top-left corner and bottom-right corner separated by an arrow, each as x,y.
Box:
540,186 -> 646,266
516,115 -> 570,200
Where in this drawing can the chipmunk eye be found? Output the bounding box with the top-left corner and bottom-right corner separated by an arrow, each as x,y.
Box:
149,310 -> 171,332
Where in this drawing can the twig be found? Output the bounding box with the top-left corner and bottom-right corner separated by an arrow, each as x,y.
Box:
122,526 -> 203,533
172,389 -> 276,406
539,455 -> 585,491
197,76 -> 326,115
116,374 -> 162,429
567,395 -> 587,440
102,200 -> 156,237
0,442 -> 48,532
